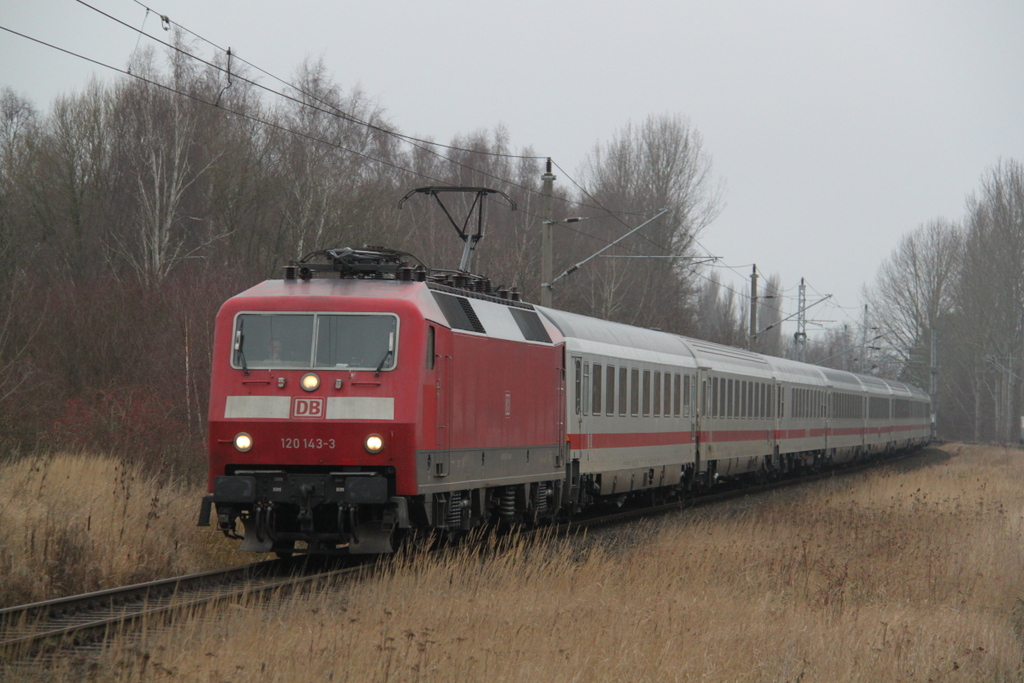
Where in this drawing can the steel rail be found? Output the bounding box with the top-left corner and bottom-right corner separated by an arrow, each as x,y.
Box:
0,556 -> 367,662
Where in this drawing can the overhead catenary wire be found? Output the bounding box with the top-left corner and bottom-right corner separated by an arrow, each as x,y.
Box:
3,16 -> 804,332
1,16 -> 668,274
52,0 -> 713,274
73,0 -> 629,226
87,0 -> 661,227
0,24 -> 451,186
5,10 -> 862,343
126,0 -> 549,163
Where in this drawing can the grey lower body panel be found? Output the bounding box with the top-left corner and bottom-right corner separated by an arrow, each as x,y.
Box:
416,445 -> 562,495
596,464 -> 685,496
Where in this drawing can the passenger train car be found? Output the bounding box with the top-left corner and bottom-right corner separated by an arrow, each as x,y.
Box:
198,248 -> 931,555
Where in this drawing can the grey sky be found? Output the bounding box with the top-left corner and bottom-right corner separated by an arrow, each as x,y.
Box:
3,0 -> 1023,338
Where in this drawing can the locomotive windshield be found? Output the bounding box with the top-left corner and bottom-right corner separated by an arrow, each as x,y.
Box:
234,313 -> 398,371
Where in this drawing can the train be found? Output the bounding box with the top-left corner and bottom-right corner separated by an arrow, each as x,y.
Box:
197,246 -> 932,555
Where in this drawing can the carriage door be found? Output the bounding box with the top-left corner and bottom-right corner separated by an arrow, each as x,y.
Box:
572,356 -> 591,461
695,368 -> 709,468
773,381 -> 784,459
825,390 -> 833,453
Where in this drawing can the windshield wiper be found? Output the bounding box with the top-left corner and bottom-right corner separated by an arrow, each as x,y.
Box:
234,323 -> 249,375
374,348 -> 392,377
374,331 -> 396,377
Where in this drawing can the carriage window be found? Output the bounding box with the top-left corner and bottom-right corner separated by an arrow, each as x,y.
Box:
667,374 -> 675,417
712,377 -> 719,418
631,369 -> 640,416
607,365 -> 616,416
643,371 -> 651,416
680,375 -> 688,417
426,326 -> 435,370
592,364 -> 603,415
675,374 -> 683,417
740,381 -> 747,418
619,367 -> 628,416
653,372 -> 661,416
748,382 -> 754,419
726,379 -> 734,418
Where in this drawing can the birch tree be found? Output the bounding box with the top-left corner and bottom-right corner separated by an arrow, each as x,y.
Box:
574,114 -> 721,333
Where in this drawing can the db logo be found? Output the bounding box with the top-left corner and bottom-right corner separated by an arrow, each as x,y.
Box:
291,397 -> 326,419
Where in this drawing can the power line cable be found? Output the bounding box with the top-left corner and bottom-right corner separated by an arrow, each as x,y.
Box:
73,0 -> 704,265
7,11 -> 779,309
71,0 -> 574,206
550,158 -> 681,255
0,23 -> 449,185
4,17 -> 667,274
103,0 -> 687,233
127,0 -> 547,162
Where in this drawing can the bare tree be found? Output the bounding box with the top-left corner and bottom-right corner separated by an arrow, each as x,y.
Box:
0,88 -> 36,177
571,114 -> 722,333
866,218 -> 962,388
695,271 -> 746,346
952,160 -> 1024,441
0,88 -> 39,264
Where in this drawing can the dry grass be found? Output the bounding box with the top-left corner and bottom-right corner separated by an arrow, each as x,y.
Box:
27,444 -> 1024,681
0,452 -> 242,607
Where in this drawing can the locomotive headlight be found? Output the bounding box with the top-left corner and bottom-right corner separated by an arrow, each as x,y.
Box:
234,432 -> 253,452
300,372 -> 321,392
364,434 -> 384,454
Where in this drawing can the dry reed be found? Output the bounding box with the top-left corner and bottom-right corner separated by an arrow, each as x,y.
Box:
0,452 -> 241,607
33,444 -> 1024,681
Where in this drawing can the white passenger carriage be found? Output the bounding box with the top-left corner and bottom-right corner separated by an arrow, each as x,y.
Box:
539,306 -> 931,499
540,308 -> 701,497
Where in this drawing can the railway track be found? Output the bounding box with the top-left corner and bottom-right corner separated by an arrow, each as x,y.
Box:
566,449 -> 929,534
0,556 -> 367,668
0,448 -> 933,671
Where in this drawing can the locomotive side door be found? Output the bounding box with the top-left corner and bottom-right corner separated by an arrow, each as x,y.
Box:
434,332 -> 452,479
557,355 -> 567,466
